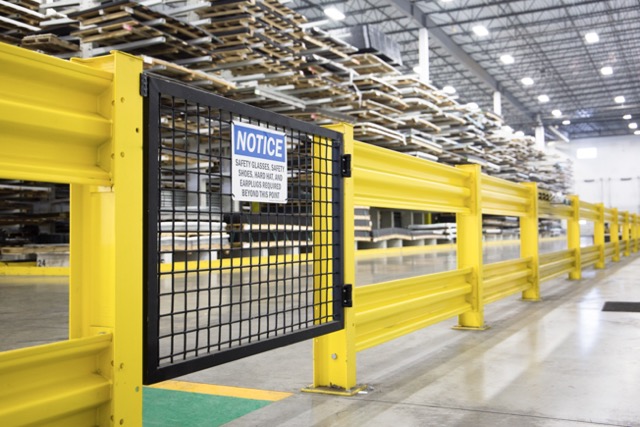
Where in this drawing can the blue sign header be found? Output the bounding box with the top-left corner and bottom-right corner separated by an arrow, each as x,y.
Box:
232,122 -> 286,162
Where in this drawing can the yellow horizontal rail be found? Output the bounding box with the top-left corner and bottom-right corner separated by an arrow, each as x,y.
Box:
0,43 -> 113,186
353,141 -> 472,213
579,201 -> 599,222
538,200 -> 573,219
604,208 -> 615,222
483,257 -> 533,304
604,242 -> 616,259
0,334 -> 112,426
581,245 -> 600,267
481,175 -> 530,217
539,249 -> 575,282
355,268 -> 473,352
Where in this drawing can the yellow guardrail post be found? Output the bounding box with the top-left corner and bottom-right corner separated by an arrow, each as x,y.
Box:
567,195 -> 581,280
307,123 -> 362,395
611,208 -> 620,262
622,211 -> 630,257
0,44 -> 143,425
630,214 -> 639,253
594,203 -> 605,269
455,164 -> 486,330
521,182 -> 540,301
69,52 -> 144,426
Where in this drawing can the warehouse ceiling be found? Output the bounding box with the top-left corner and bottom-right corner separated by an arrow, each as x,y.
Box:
289,0 -> 640,140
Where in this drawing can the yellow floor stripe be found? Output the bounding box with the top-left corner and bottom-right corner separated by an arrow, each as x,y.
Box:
149,380 -> 292,402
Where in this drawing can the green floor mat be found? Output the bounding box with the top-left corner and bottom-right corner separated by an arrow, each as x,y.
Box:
144,387 -> 272,427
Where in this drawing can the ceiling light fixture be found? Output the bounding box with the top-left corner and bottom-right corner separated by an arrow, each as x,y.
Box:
538,95 -> 550,103
635,130 -> 640,135
521,77 -> 534,86
500,54 -> 514,65
601,66 -> 613,76
629,122 -> 638,130
552,109 -> 562,117
585,32 -> 599,43
323,6 -> 345,21
472,25 -> 489,37
615,96 -> 626,104
623,114 -> 632,120
442,85 -> 456,94
562,120 -> 571,125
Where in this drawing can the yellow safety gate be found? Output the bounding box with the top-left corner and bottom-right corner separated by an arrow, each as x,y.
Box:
1,43 -> 640,422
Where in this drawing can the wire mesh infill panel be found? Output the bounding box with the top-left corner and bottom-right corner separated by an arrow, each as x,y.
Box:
143,76 -> 345,384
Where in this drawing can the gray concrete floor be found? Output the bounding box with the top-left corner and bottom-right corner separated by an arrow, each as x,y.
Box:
3,241 -> 640,426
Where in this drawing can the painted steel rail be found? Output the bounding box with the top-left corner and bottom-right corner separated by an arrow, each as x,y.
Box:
310,125 -> 640,395
2,43 -> 640,418
0,43 -> 143,426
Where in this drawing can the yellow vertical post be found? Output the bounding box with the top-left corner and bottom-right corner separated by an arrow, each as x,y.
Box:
611,208 -> 620,262
622,211 -> 630,257
631,214 -> 640,253
69,52 -> 144,425
567,195 -> 581,280
521,182 -> 540,301
306,123 -> 361,395
455,164 -> 486,329
594,203 -> 605,269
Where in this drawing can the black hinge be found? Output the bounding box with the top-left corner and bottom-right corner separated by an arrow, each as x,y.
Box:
342,284 -> 353,307
341,154 -> 352,177
140,73 -> 149,97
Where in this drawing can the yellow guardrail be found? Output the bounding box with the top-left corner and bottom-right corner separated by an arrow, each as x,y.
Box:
354,268 -> 473,352
482,257 -> 533,305
311,124 -> 640,395
539,249 -> 576,282
0,43 -> 143,426
3,43 -> 640,413
353,141 -> 471,213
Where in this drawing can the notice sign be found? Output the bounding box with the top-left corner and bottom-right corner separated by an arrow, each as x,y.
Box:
231,121 -> 287,203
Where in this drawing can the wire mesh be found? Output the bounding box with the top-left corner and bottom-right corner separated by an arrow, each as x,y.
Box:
144,76 -> 344,383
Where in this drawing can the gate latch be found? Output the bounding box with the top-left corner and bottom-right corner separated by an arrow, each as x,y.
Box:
341,154 -> 352,177
342,284 -> 353,307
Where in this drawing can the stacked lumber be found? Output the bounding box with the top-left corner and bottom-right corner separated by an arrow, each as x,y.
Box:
0,0 -> 45,42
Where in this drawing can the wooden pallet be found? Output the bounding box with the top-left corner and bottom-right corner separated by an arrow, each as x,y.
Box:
22,33 -> 79,53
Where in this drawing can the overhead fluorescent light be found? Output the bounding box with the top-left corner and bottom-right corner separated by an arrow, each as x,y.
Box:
472,25 -> 489,37
324,6 -> 345,21
585,32 -> 599,43
442,85 -> 456,94
635,130 -> 640,135
629,122 -> 638,129
552,109 -> 562,117
500,54 -> 514,65
538,94 -> 550,103
615,96 -> 625,104
521,77 -> 534,86
562,120 -> 571,125
601,66 -> 613,76
623,114 -> 632,120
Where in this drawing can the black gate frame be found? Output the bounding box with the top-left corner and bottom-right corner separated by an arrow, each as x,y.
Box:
142,74 -> 345,384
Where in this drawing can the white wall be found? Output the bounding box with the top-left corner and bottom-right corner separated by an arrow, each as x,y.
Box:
559,134 -> 640,213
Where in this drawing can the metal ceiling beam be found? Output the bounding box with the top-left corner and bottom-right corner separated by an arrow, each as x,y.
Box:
386,0 -> 535,122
